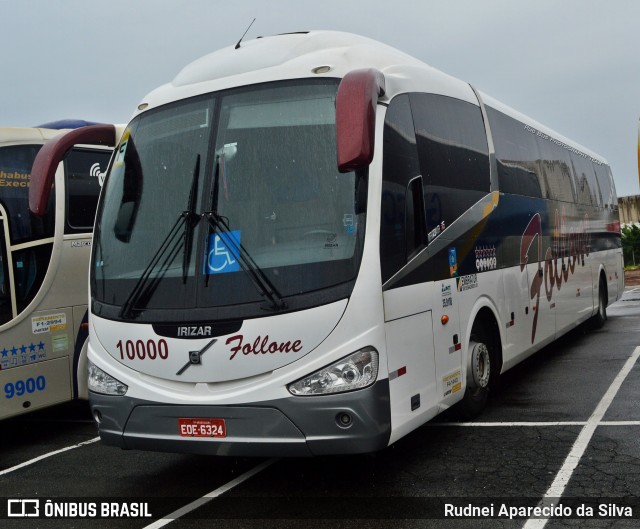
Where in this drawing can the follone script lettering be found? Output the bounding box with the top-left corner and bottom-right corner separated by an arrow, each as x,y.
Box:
226,334 -> 303,360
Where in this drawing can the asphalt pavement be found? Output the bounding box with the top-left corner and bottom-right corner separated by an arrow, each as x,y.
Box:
1,289 -> 639,529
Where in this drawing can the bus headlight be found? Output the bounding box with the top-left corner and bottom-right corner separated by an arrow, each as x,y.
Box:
288,347 -> 378,396
88,360 -> 128,396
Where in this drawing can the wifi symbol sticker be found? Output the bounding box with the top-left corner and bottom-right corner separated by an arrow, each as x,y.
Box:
90,162 -> 105,185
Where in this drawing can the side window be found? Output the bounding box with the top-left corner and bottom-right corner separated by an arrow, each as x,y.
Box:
535,136 -> 576,203
410,93 -> 490,232
594,162 -> 615,208
406,176 -> 426,260
0,144 -> 57,324
0,225 -> 11,324
65,148 -> 111,233
488,107 -> 604,205
13,244 -> 53,314
486,107 -> 543,198
0,144 -> 55,243
380,94 -> 423,283
0,235 -> 52,325
571,152 -> 601,206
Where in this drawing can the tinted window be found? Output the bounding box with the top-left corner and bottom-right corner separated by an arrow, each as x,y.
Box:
65,148 -> 111,232
410,93 -> 489,231
487,107 -> 543,198
534,135 -> 575,203
571,152 -> 601,206
13,244 -> 53,314
0,145 -> 55,243
406,175 -> 426,260
594,162 -> 616,208
381,94 -> 423,282
488,107 -> 607,204
0,224 -> 11,324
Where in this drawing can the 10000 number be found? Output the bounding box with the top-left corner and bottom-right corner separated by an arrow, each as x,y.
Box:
117,339 -> 169,360
4,376 -> 46,399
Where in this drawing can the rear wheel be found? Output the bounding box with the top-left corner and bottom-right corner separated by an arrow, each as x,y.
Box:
591,276 -> 608,329
456,326 -> 495,419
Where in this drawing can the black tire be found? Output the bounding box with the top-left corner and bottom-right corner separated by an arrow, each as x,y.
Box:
456,327 -> 493,420
590,276 -> 608,330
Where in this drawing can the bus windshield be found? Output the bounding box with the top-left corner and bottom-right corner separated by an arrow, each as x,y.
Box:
92,79 -> 366,322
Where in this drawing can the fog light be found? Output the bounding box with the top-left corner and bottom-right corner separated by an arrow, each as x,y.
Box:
337,412 -> 352,428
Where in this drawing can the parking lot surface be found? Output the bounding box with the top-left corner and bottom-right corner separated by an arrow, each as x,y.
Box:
2,289 -> 639,528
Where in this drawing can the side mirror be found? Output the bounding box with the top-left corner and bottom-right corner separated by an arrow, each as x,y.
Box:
336,69 -> 385,173
114,201 -> 137,242
29,124 -> 117,216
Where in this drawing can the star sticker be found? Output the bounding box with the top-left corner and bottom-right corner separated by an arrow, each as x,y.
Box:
11,346 -> 18,355
29,343 -> 36,352
20,345 -> 27,354
1,349 -> 7,357
38,341 -> 45,351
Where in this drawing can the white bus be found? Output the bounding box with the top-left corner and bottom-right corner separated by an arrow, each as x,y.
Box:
30,32 -> 623,455
0,122 -> 114,420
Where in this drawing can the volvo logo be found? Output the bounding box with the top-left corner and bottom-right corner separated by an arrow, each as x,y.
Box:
176,339 -> 217,376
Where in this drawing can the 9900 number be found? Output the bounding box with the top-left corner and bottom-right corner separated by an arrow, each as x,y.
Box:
5,376 -> 46,399
117,339 -> 169,360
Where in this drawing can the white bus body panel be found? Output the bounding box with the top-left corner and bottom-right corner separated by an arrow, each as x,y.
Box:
92,300 -> 349,383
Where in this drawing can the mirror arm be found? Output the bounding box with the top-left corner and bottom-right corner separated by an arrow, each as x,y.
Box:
29,124 -> 117,216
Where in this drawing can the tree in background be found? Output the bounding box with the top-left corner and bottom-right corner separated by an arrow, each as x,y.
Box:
622,225 -> 640,267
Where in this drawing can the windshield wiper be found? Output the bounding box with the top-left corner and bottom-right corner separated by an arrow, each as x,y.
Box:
202,211 -> 287,311
182,155 -> 201,283
118,214 -> 188,319
203,153 -> 286,311
119,155 -> 202,319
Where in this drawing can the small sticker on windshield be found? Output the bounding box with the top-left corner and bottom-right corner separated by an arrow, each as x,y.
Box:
113,131 -> 130,167
343,214 -> 356,235
204,231 -> 241,274
324,233 -> 339,249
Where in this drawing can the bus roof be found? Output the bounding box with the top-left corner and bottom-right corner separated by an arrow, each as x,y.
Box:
134,30 -> 607,166
0,127 -> 67,145
137,31 -> 479,114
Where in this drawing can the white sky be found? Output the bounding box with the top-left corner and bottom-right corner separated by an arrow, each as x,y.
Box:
1,0 -> 639,196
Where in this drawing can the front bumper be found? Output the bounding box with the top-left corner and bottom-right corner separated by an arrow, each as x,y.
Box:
89,379 -> 390,457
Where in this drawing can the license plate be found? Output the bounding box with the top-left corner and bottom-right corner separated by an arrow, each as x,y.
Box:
178,418 -> 226,438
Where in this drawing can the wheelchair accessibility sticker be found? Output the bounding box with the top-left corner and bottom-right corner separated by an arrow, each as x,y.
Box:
205,231 -> 241,274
